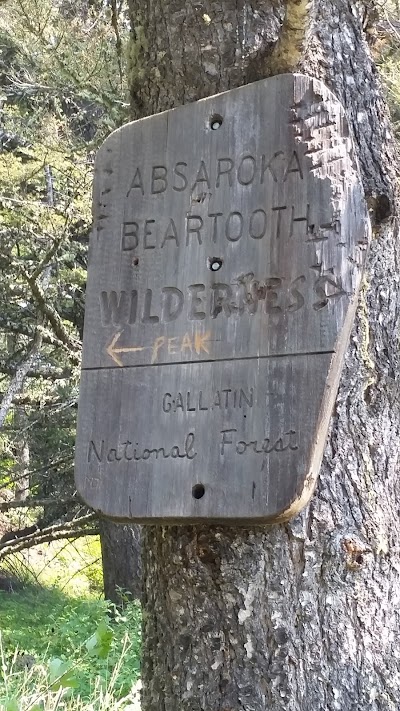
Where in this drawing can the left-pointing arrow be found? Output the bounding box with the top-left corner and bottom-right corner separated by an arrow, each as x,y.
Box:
106,332 -> 147,366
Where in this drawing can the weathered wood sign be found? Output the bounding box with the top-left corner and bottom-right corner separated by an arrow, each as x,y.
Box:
75,74 -> 370,523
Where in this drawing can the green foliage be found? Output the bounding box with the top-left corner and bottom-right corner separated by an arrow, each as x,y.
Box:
0,586 -> 141,705
0,638 -> 141,709
0,536 -> 141,708
1,536 -> 103,595
0,0 -> 129,531
85,620 -> 113,660
376,2 -> 400,141
48,658 -> 79,691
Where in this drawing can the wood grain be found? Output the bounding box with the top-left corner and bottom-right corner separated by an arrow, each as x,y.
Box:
75,73 -> 370,522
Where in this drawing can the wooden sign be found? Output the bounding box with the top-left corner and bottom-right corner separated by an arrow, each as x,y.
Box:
74,74 -> 370,523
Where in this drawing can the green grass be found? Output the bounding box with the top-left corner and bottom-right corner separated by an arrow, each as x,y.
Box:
0,540 -> 141,710
1,536 -> 104,598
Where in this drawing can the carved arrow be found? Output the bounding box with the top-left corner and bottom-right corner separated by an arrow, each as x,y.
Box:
106,332 -> 147,367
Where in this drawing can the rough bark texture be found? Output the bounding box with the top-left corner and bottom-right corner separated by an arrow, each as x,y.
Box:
99,519 -> 141,604
13,409 -> 30,501
126,1 -> 400,709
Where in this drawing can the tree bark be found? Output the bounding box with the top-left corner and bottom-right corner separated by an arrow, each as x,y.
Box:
13,409 -> 30,502
127,1 -> 400,708
100,518 -> 142,604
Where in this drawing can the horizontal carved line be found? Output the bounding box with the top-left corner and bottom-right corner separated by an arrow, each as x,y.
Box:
81,348 -> 335,372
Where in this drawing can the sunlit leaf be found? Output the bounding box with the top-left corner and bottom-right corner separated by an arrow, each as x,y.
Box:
85,620 -> 113,659
48,657 -> 79,690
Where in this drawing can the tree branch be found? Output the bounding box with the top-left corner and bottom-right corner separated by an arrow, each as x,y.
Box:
0,512 -> 97,559
30,236 -> 62,281
0,322 -> 43,428
0,317 -> 65,348
0,526 -> 99,560
0,361 -> 73,380
0,496 -> 81,512
19,267 -> 81,363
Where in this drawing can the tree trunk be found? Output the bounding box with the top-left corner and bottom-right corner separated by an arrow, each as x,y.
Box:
13,409 -> 30,502
99,518 -> 142,604
127,1 -> 400,708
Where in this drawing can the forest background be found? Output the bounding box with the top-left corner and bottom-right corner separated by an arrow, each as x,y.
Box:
0,2 -> 142,709
0,0 -> 400,709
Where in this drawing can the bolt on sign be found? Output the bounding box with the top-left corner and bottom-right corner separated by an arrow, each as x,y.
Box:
75,74 -> 370,523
